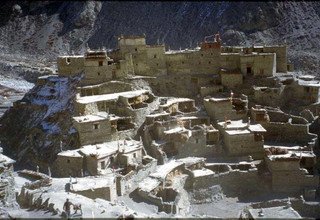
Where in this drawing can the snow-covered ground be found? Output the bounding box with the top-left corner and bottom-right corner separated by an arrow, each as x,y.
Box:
0,75 -> 34,93
0,76 -> 34,117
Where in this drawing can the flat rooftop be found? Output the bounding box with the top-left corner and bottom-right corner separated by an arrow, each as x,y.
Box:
177,157 -> 206,167
58,55 -> 83,58
146,112 -> 171,118
58,140 -> 142,159
178,116 -> 209,120
57,150 -> 83,158
165,49 -> 199,54
163,127 -> 186,134
297,79 -> 320,87
248,124 -> 267,133
267,151 -> 315,161
218,120 -> 266,132
192,168 -> 214,177
150,160 -> 184,180
138,177 -> 161,192
204,97 -> 230,102
248,206 -> 302,219
73,112 -> 109,123
160,97 -> 194,108
76,89 -> 149,104
218,120 -> 248,130
72,176 -> 115,191
225,129 -> 250,135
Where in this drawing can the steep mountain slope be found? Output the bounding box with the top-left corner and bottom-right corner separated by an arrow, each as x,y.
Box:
1,1 -> 320,75
0,75 -> 81,170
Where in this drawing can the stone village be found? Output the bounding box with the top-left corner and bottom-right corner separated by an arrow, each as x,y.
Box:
2,33 -> 320,218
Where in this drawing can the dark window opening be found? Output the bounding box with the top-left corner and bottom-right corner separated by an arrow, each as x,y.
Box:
94,124 -> 99,129
247,67 -> 252,75
67,159 -> 70,163
133,153 -> 137,158
99,61 -> 103,66
135,48 -> 138,51
154,54 -> 157,58
67,58 -> 71,63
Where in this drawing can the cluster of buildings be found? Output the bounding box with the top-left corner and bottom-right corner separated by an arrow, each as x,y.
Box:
3,33 -> 320,217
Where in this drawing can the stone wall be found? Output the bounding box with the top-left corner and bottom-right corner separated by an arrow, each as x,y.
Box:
253,86 -> 284,107
262,121 -> 316,144
271,171 -> 318,194
174,129 -> 214,158
266,107 -> 308,124
220,53 -> 240,70
204,98 -> 248,123
82,60 -> 116,86
73,118 -> 112,146
57,56 -> 84,76
200,85 -> 223,97
262,46 -> 287,73
223,132 -> 264,158
284,81 -> 320,105
117,158 -> 157,195
220,73 -> 243,88
186,167 -> 267,197
78,81 -> 133,97
52,154 -> 84,177
240,53 -> 276,77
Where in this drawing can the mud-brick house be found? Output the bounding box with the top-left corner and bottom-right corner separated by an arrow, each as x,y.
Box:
53,140 -> 144,177
204,94 -> 248,123
265,150 -> 319,199
217,119 -> 266,158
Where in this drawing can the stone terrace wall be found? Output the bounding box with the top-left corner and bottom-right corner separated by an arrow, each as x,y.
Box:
262,122 -> 317,144
117,158 -> 157,195
186,167 -> 268,197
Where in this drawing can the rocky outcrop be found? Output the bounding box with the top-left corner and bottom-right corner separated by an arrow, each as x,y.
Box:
0,75 -> 82,170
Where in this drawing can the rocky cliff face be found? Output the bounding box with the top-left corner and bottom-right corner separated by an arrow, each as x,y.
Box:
0,75 -> 81,170
1,1 -> 320,75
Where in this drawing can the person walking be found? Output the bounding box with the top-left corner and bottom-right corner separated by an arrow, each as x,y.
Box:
63,198 -> 73,218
